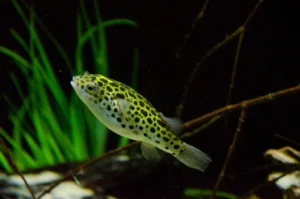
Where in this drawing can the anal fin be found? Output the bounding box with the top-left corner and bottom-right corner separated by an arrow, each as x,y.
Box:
141,142 -> 161,160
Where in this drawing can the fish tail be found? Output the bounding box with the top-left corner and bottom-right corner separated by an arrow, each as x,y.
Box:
174,142 -> 211,171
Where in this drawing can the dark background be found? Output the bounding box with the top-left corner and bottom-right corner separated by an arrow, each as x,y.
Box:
0,0 -> 299,197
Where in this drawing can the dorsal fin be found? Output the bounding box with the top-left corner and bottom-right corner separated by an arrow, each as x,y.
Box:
159,112 -> 183,135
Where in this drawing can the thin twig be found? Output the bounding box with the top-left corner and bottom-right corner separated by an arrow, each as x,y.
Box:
180,115 -> 221,139
183,85 -> 300,130
177,0 -> 266,117
224,30 -> 245,141
274,134 -> 300,147
224,0 -> 266,142
210,106 -> 247,199
175,0 -> 211,59
36,84 -> 300,198
36,141 -> 139,199
37,116 -> 217,199
0,137 -> 36,199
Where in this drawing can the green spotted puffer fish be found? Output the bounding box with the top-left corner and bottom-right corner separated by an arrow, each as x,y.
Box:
70,73 -> 211,171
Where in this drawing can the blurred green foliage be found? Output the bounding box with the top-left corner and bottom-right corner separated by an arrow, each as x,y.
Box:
0,0 -> 138,173
183,188 -> 237,199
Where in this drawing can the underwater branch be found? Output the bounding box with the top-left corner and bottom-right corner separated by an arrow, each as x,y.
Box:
34,84 -> 300,199
182,84 -> 300,131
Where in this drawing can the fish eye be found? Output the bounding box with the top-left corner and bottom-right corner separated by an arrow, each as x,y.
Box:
87,84 -> 94,91
85,83 -> 97,94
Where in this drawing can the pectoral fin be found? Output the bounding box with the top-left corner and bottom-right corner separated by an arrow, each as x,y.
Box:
160,112 -> 183,135
140,142 -> 161,160
112,98 -> 132,116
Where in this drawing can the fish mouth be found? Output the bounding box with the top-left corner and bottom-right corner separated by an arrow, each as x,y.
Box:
70,76 -> 77,88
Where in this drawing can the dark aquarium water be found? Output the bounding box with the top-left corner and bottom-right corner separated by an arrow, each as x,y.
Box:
0,0 -> 299,199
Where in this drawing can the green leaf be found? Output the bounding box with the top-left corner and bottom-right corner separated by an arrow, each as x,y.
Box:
184,188 -> 237,199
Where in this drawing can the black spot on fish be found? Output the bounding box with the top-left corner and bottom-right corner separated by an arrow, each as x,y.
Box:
170,141 -> 174,145
147,118 -> 153,124
135,118 -> 140,123
139,101 -> 145,107
111,114 -> 116,118
137,94 -> 143,99
174,145 -> 180,149
121,124 -> 126,128
142,120 -> 145,124
180,150 -> 184,154
100,78 -> 108,83
81,85 -> 84,89
128,92 -> 135,98
104,96 -> 109,101
114,108 -> 118,112
135,111 -> 138,115
146,106 -> 150,110
107,105 -> 111,111
100,90 -> 105,95
91,77 -> 96,81
120,83 -> 130,89
139,126 -> 143,130
129,125 -> 134,129
163,137 -> 169,142
173,137 -> 179,141
98,98 -> 103,103
165,147 -> 169,150
146,125 -> 149,128
106,86 -> 113,92
109,82 -> 118,87
150,127 -> 156,133
151,110 -> 156,116
114,88 -> 119,92
120,87 -> 126,91
97,82 -> 103,87
161,131 -> 167,135
116,117 -> 122,123
155,141 -> 160,144
156,127 -> 160,131
143,133 -> 148,137
154,123 -> 157,127
137,107 -> 140,111
129,105 -> 135,110
141,110 -> 148,117
116,93 -> 125,99
157,134 -> 161,138
157,120 -> 167,128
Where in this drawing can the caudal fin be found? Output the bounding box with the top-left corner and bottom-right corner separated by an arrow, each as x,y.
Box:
174,142 -> 211,171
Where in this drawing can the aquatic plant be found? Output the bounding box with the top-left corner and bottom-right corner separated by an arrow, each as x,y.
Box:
0,0 -> 138,173
1,0 -> 299,199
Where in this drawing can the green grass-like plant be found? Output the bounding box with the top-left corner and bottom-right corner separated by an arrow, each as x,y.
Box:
183,188 -> 237,199
0,0 -> 138,173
